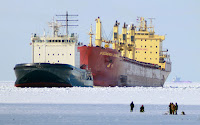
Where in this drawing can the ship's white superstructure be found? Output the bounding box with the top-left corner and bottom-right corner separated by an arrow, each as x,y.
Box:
31,21 -> 82,68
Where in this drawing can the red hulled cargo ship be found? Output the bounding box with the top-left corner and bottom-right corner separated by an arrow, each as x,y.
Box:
79,17 -> 171,87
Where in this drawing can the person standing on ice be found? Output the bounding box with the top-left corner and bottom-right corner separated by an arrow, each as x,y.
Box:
140,105 -> 144,112
169,103 -> 172,114
171,103 -> 175,115
175,103 -> 178,115
130,101 -> 134,112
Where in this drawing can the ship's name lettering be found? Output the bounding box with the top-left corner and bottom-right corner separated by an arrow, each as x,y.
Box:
100,52 -> 118,57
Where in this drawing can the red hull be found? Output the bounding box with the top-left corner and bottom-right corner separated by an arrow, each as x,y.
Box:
78,46 -> 121,87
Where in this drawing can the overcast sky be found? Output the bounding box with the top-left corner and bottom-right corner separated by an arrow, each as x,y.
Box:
1,0 -> 200,82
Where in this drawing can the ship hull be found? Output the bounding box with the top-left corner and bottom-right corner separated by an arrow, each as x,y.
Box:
120,60 -> 170,87
79,46 -> 121,87
78,46 -> 171,87
14,63 -> 93,87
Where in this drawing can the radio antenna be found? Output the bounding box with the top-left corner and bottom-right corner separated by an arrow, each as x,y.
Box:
56,11 -> 78,36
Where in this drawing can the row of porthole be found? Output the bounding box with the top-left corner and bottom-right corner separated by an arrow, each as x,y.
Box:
144,58 -> 157,60
145,52 -> 158,54
135,58 -> 158,60
140,45 -> 158,48
34,40 -> 75,43
139,39 -> 158,41
136,51 -> 158,54
122,33 -> 154,36
48,40 -> 75,43
47,60 -> 60,63
127,33 -> 153,35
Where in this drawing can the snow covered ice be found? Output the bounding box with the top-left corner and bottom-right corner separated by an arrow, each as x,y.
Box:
0,81 -> 200,124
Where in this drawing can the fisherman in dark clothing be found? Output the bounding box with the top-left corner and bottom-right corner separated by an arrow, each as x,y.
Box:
130,101 -> 134,112
175,103 -> 178,115
169,103 -> 172,114
140,105 -> 144,112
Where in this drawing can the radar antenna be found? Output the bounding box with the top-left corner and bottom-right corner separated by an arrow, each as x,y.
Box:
48,18 -> 62,37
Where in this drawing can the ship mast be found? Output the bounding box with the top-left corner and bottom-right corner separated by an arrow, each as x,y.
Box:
88,24 -> 94,47
148,18 -> 155,32
95,17 -> 102,47
56,11 -> 78,36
